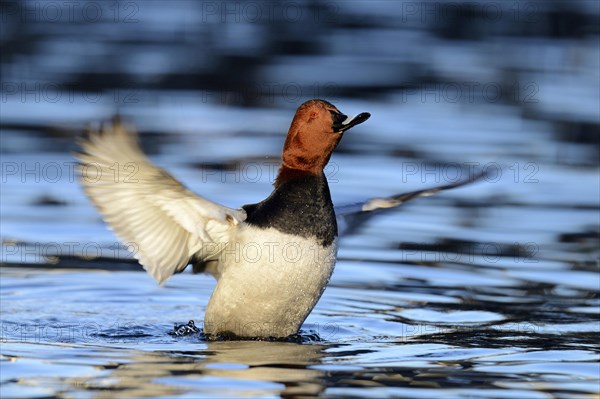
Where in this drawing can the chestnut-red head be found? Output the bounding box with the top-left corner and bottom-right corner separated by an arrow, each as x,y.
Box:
275,99 -> 370,186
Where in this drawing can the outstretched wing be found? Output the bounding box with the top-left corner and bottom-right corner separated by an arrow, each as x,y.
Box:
76,117 -> 246,284
335,171 -> 486,236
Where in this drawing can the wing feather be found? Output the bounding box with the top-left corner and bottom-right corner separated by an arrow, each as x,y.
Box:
76,117 -> 245,284
336,171 -> 486,236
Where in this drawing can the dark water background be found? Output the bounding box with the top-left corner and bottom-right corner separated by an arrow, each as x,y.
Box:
1,1 -> 599,398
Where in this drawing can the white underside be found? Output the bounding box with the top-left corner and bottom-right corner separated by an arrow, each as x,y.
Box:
204,224 -> 337,338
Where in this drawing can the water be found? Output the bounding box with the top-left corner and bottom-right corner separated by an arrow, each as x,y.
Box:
1,1 -> 599,398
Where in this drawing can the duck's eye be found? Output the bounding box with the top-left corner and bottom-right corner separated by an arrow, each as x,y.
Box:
310,111 -> 318,118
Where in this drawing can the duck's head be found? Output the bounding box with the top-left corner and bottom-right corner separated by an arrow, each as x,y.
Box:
276,99 -> 370,185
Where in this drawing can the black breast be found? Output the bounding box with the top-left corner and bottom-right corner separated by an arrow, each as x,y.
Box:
242,172 -> 337,247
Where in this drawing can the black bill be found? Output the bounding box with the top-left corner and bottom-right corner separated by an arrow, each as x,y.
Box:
333,112 -> 371,133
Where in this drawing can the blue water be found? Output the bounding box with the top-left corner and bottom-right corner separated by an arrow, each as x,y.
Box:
1,1 -> 599,398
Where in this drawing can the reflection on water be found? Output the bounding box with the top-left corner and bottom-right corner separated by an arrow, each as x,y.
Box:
1,339 -> 337,398
1,0 -> 599,398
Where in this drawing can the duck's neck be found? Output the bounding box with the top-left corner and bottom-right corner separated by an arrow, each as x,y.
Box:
274,164 -> 323,188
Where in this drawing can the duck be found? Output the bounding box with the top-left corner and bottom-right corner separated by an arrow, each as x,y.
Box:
77,99 -> 483,339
